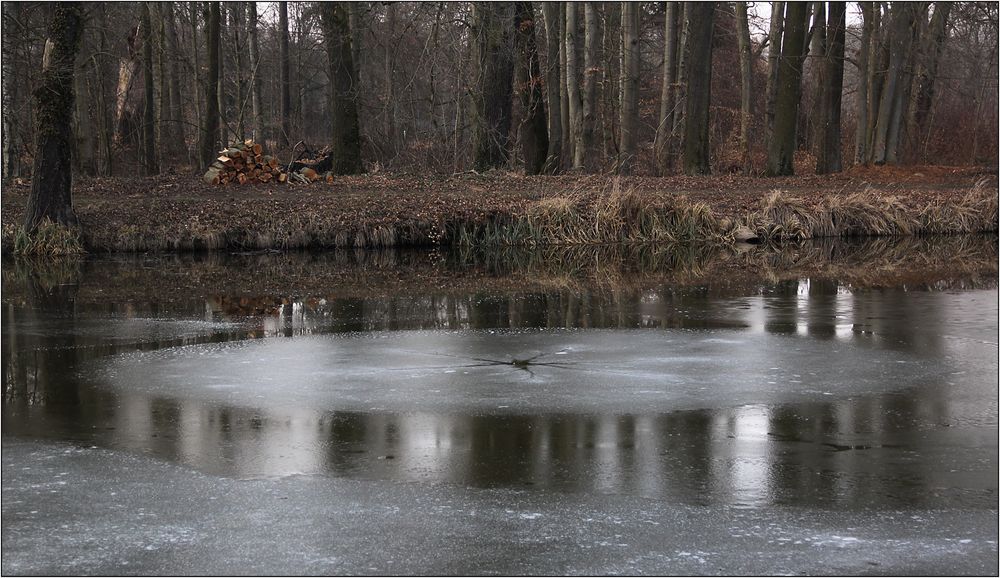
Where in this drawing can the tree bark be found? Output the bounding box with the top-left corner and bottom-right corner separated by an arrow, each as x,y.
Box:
909,1 -> 951,162
565,2 -> 583,169
682,1 -> 714,176
1,2 -> 21,182
247,1 -> 263,142
200,1 -> 220,169
472,2 -> 516,171
655,1 -> 679,174
279,1 -> 291,146
558,3 -> 570,164
618,1 -> 640,174
735,2 -> 753,174
765,1 -> 784,145
164,2 -> 185,156
319,2 -> 363,174
815,1 -> 845,174
853,2 -> 874,165
601,2 -> 621,164
541,2 -> 563,173
580,2 -> 598,170
24,2 -> 84,232
141,3 -> 158,175
515,1 -> 549,175
872,2 -> 916,165
765,1 -> 808,176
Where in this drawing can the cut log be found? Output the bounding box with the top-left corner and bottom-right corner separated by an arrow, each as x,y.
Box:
300,167 -> 319,182
277,172 -> 287,183
203,166 -> 222,185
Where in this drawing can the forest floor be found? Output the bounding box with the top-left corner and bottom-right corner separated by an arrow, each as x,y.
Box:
1,165 -> 996,253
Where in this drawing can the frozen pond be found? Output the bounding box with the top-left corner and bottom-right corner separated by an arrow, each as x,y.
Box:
2,238 -> 998,574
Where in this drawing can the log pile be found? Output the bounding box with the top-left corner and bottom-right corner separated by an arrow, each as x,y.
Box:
203,140 -> 288,185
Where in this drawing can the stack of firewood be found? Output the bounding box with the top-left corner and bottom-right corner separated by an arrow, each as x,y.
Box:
203,140 -> 287,185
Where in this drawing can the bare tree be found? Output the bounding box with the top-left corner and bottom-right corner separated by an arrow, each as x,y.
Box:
541,2 -> 563,173
24,2 -> 84,232
815,1 -> 845,174
580,2 -> 598,169
319,2 -> 362,174
279,1 -> 291,146
655,1 -> 680,174
199,1 -> 220,169
765,1 -> 784,145
515,1 -> 549,174
872,2 -> 917,164
766,1 -> 808,176
682,1 -> 714,176
141,3 -> 158,175
618,0 -> 639,174
565,2 -> 583,169
735,2 -> 752,174
472,2 -> 516,170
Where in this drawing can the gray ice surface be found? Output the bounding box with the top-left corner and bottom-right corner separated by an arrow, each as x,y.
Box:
2,439 -> 996,576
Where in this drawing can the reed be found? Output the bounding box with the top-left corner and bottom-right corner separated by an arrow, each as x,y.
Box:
11,219 -> 85,256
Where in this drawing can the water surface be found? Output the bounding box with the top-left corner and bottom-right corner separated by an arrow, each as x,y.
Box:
4,238 -> 996,513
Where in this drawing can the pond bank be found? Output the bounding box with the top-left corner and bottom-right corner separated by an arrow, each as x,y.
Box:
2,168 -> 996,253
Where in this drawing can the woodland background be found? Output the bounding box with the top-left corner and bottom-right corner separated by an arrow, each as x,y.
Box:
1,1 -> 997,182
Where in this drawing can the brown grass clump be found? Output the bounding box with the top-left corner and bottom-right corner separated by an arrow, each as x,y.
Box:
11,219 -> 86,256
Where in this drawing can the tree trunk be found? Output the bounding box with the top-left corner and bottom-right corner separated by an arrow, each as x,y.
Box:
735,2 -> 752,174
909,1 -> 951,162
618,0 -> 639,174
765,1 -> 784,145
808,1 -> 826,157
200,1 -> 220,169
565,2 -> 583,169
72,24 -> 95,176
164,2 -> 185,156
541,2 -> 563,173
682,1 -> 713,176
872,2 -> 916,165
141,3 -> 158,175
655,1 -> 679,174
765,1 -> 808,176
319,2 -> 363,174
673,2 -> 690,136
558,2 -> 570,164
580,2 -> 598,170
247,1 -> 263,142
1,2 -> 21,182
601,2 -> 621,164
815,0 -> 845,174
24,3 -> 84,232
231,2 -> 246,141
515,1 -> 549,175
853,2 -> 874,165
279,1 -> 291,146
472,2 -> 516,171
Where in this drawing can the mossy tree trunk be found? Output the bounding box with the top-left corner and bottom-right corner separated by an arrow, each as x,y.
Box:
514,1 -> 549,175
682,1 -> 714,176
24,2 -> 84,233
319,2 -> 362,174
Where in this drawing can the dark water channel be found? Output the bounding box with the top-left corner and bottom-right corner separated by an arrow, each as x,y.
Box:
4,238 -> 997,513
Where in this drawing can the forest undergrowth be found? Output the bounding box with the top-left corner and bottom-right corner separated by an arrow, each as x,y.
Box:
2,168 -> 996,254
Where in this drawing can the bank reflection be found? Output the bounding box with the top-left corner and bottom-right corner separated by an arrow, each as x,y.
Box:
3,241 -> 997,511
